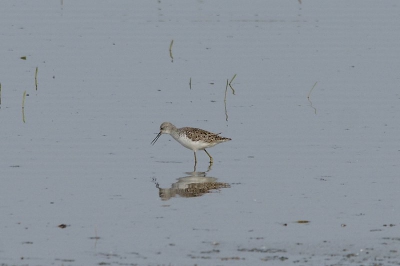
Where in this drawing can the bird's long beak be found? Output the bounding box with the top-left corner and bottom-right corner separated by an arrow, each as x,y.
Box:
151,132 -> 162,145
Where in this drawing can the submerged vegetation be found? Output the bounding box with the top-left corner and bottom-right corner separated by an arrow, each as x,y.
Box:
169,39 -> 174,62
307,81 -> 318,114
22,90 -> 27,123
35,66 -> 38,90
224,74 -> 237,121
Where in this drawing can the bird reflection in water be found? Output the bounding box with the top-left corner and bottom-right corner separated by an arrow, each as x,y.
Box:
154,170 -> 230,201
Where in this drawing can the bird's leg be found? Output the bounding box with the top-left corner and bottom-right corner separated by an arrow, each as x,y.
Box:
204,149 -> 213,164
194,151 -> 197,165
206,163 -> 212,172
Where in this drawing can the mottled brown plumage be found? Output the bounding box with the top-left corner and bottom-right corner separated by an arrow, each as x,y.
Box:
151,122 -> 231,164
180,127 -> 231,143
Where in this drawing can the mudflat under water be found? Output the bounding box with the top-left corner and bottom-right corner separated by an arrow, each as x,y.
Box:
1,1 -> 400,265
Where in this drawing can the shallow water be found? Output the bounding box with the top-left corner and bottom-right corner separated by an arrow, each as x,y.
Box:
1,1 -> 400,265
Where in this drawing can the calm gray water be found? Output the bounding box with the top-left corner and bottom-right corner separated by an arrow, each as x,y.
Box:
1,1 -> 400,265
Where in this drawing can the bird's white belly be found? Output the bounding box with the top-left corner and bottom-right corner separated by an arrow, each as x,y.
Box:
173,135 -> 211,151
